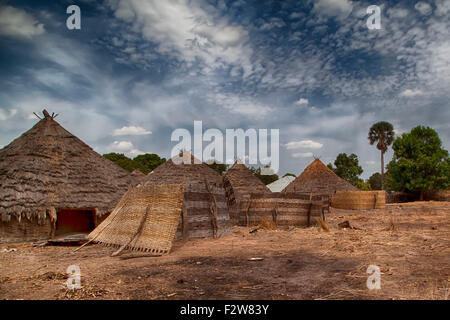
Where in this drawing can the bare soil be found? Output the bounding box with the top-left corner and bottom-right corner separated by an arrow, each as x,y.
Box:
1,201 -> 449,300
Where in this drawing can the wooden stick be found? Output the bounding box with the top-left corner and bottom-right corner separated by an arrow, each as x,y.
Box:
204,180 -> 219,238
33,112 -> 42,120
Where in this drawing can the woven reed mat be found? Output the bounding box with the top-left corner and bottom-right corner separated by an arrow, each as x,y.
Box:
88,184 -> 185,255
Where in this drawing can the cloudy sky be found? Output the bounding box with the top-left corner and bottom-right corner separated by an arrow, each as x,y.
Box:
0,0 -> 449,178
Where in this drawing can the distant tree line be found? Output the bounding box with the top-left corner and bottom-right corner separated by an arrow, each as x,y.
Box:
103,153 -> 166,174
325,123 -> 449,196
104,123 -> 449,196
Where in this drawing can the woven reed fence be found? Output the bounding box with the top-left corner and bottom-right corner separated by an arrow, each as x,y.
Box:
88,184 -> 185,255
331,191 -> 386,210
423,190 -> 450,202
236,193 -> 328,228
386,192 -> 418,203
173,182 -> 231,240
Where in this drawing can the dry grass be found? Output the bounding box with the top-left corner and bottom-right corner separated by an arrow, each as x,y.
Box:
257,218 -> 277,230
1,201 -> 449,300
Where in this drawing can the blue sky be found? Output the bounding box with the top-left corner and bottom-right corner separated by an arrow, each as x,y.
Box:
0,0 -> 449,178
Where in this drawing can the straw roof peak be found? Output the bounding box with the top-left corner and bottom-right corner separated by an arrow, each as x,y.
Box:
283,158 -> 357,194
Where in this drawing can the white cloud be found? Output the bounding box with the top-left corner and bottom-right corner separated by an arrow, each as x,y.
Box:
113,125 -> 152,136
285,140 -> 323,150
208,92 -> 274,117
0,108 -> 17,120
108,140 -> 145,157
414,2 -> 433,15
0,5 -> 45,39
313,0 -> 353,19
109,140 -> 134,152
128,148 -> 145,157
108,0 -> 253,76
400,89 -> 423,97
294,98 -> 309,106
292,152 -> 314,159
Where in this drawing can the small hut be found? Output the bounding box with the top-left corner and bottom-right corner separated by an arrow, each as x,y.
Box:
223,161 -> 271,224
0,110 -> 136,242
141,151 -> 231,240
130,169 -> 146,184
283,158 -> 357,195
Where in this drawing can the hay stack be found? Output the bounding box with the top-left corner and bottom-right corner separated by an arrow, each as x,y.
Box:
0,110 -> 136,241
223,161 -> 271,224
331,191 -> 386,210
142,151 -> 232,240
283,158 -> 357,195
88,184 -> 185,254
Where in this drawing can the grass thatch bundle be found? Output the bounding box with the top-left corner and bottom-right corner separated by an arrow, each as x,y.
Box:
88,184 -> 185,255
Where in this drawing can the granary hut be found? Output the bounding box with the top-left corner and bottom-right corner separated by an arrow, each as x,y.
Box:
130,169 -> 146,184
283,158 -> 357,195
140,151 -> 231,240
223,161 -> 271,224
0,110 -> 136,242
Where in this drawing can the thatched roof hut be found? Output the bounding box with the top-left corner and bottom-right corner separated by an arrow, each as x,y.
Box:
130,169 -> 146,184
141,151 -> 232,240
223,162 -> 271,198
283,158 -> 357,195
223,161 -> 271,223
0,110 -> 136,242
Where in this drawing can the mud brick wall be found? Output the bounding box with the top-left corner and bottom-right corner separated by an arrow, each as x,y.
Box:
0,216 -> 52,243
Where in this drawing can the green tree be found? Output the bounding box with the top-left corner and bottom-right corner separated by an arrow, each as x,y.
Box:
328,153 -> 364,187
250,165 -> 279,185
356,179 -> 371,191
368,171 -> 392,190
204,159 -> 229,175
387,126 -> 450,200
103,153 -> 137,172
368,121 -> 395,189
133,153 -> 166,174
283,173 -> 296,178
368,172 -> 382,190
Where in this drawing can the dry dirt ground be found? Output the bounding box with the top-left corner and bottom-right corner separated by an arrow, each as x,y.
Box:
1,201 -> 449,300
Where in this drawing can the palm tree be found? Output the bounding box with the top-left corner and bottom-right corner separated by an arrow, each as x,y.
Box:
368,122 -> 395,190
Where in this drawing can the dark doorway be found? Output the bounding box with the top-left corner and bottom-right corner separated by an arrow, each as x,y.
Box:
55,209 -> 95,236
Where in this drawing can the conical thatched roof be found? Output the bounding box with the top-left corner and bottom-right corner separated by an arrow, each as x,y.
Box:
142,151 -> 223,186
131,169 -> 146,184
0,110 -> 136,222
223,162 -> 271,198
283,159 -> 357,194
